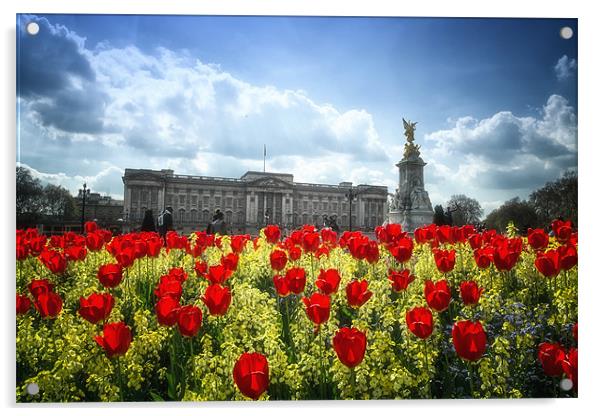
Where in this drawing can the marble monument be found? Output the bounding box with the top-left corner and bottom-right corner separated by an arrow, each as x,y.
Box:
388,118 -> 434,232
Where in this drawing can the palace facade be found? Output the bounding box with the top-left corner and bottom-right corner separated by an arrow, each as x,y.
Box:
122,169 -> 388,235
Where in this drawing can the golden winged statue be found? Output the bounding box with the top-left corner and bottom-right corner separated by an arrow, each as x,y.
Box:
402,118 -> 417,143
402,118 -> 420,159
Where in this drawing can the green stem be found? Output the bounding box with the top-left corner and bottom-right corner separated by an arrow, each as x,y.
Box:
350,367 -> 356,399
467,361 -> 475,398
423,339 -> 431,399
116,357 -> 125,402
319,328 -> 326,399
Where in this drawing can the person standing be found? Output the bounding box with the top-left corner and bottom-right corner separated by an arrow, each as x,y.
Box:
158,206 -> 174,240
140,209 -> 156,232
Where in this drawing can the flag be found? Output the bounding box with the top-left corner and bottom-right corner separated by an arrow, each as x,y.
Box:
263,144 -> 266,157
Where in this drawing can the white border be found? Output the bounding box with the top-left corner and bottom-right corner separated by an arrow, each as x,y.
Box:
2,1 -> 600,416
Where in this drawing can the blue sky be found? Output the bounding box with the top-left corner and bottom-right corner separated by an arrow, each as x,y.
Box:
16,14 -> 577,214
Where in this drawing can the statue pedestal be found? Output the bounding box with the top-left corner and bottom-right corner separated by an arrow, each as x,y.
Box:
388,120 -> 434,232
389,209 -> 433,233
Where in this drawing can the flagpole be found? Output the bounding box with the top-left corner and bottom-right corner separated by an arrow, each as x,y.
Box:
263,144 -> 266,172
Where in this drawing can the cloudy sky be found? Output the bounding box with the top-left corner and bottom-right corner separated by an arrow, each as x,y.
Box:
16,14 -> 577,214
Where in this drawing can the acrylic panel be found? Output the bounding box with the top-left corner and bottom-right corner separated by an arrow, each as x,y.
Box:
16,14 -> 578,402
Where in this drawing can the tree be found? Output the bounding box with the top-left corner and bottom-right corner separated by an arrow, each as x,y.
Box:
446,194 -> 484,226
484,197 -> 538,234
529,170 -> 577,228
42,184 -> 77,220
433,205 -> 446,226
16,166 -> 44,227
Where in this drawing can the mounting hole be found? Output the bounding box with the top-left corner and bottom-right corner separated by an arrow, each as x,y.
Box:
26,382 -> 39,395
560,26 -> 573,40
559,378 -> 573,391
26,22 -> 40,36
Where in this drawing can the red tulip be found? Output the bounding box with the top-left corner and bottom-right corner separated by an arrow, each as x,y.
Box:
562,348 -> 578,390
347,236 -> 367,260
452,320 -> 487,361
558,244 -> 577,271
315,269 -> 341,296
202,284 -> 232,316
133,240 -> 147,259
154,275 -> 183,300
321,228 -> 338,246
534,249 -> 562,277
270,250 -> 288,271
221,253 -> 239,272
388,238 -> 413,263
302,231 -> 321,253
285,267 -> 306,295
155,296 -> 181,326
28,279 -> 54,298
167,267 -> 188,283
34,291 -> 63,318
538,342 -> 566,377
86,232 -> 105,251
230,235 -> 249,254
16,293 -> 31,315
79,293 -> 114,324
551,219 -> 572,243
346,279 -> 373,308
424,279 -> 451,312
527,228 -> 549,251
302,292 -> 330,326
39,249 -> 67,274
459,281 -> 484,306
332,327 -> 367,368
95,322 -> 132,358
492,237 -> 522,271
364,241 -> 380,264
146,237 -> 163,257
433,249 -> 455,273
85,221 -> 98,234
468,233 -> 482,250
273,274 -> 291,297
415,225 -> 436,244
288,245 -> 302,261
388,269 -> 415,292
16,238 -> 30,260
264,225 -> 281,244
405,306 -> 434,339
115,247 -> 135,268
473,247 -> 494,269
205,264 -> 233,285
233,352 -> 270,400
435,225 -> 453,244
177,305 -> 203,337
194,260 -> 208,277
97,264 -> 124,288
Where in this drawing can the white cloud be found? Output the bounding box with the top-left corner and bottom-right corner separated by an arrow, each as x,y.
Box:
18,16 -> 395,203
554,55 -> 577,80
424,94 -> 577,213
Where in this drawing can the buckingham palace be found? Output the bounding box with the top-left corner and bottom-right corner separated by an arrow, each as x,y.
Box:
122,168 -> 388,234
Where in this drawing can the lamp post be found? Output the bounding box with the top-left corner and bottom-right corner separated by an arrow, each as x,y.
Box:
345,188 -> 360,232
80,183 -> 90,233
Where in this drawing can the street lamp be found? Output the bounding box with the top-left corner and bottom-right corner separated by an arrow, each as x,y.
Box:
80,183 -> 90,233
344,188 -> 360,231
